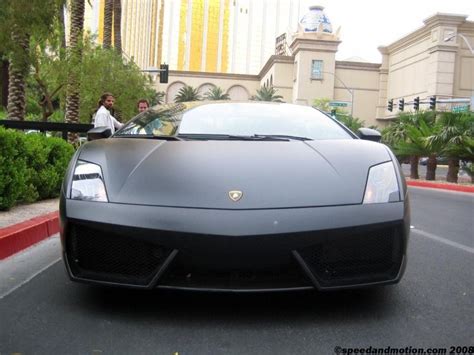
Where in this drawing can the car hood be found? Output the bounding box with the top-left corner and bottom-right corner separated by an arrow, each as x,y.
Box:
78,138 -> 392,209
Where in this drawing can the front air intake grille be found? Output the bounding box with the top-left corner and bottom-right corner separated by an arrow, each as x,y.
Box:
298,226 -> 403,287
159,258 -> 312,290
67,224 -> 171,286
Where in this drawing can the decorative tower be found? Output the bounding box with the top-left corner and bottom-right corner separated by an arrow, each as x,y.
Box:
290,6 -> 341,105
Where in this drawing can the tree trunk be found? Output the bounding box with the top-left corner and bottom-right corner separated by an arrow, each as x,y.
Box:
425,154 -> 437,180
58,3 -> 67,50
65,0 -> 85,144
1,59 -> 8,108
446,158 -> 459,183
7,29 -> 29,121
33,59 -> 60,122
58,3 -> 67,64
410,155 -> 419,179
103,0 -> 113,49
113,0 -> 122,54
7,65 -> 26,120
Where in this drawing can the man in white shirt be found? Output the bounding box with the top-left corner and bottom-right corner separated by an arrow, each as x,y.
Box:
93,92 -> 123,134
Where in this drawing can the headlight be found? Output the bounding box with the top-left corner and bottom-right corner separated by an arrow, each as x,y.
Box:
70,160 -> 108,202
363,162 -> 399,204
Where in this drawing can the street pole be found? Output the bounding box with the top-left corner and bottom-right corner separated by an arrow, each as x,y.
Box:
323,71 -> 354,117
444,32 -> 474,54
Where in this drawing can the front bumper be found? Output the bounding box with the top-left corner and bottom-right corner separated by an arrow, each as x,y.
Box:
60,199 -> 410,292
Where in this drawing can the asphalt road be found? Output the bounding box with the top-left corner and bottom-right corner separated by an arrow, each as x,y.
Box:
1,187 -> 473,354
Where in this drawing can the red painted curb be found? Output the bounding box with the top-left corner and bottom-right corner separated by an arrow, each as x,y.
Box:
407,180 -> 474,193
0,211 -> 59,260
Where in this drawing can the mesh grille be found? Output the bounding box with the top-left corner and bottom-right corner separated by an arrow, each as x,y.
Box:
160,258 -> 311,290
67,224 -> 171,286
299,227 -> 402,287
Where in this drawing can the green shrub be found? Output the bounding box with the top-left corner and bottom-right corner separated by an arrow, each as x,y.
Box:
46,136 -> 75,196
23,134 -> 56,200
0,128 -> 29,210
0,128 -> 74,210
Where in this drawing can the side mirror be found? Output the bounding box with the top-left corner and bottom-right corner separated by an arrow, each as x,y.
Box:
87,127 -> 112,141
357,127 -> 381,142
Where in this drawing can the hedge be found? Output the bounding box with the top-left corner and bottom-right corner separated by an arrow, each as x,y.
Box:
0,127 -> 75,210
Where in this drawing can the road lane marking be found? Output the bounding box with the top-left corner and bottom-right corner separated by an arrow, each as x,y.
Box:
0,257 -> 61,300
412,228 -> 474,254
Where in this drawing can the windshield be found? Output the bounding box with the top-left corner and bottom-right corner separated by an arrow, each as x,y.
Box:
116,102 -> 354,140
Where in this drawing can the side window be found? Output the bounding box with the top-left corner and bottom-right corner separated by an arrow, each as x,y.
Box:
311,60 -> 323,79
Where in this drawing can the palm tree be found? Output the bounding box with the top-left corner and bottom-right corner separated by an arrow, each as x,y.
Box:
204,87 -> 230,100
174,85 -> 201,103
1,0 -> 66,121
58,2 -> 67,52
103,0 -> 113,49
252,85 -> 283,102
428,112 -> 474,183
312,97 -> 332,112
65,0 -> 85,144
382,111 -> 435,179
154,91 -> 165,105
394,120 -> 442,180
113,0 -> 122,54
336,115 -> 364,132
6,27 -> 29,120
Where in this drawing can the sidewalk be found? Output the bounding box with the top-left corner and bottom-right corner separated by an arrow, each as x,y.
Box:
0,199 -> 59,260
0,199 -> 58,229
403,167 -> 474,193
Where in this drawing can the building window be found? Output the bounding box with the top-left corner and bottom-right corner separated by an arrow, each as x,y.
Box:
311,60 -> 323,79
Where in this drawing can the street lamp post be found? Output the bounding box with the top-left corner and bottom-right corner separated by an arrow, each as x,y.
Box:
141,64 -> 169,83
141,67 -> 160,81
323,71 -> 354,117
444,32 -> 474,55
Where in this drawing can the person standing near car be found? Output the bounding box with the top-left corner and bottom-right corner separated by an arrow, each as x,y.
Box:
137,99 -> 150,113
93,92 -> 123,134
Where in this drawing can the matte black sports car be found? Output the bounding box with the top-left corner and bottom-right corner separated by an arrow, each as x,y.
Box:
60,102 -> 410,292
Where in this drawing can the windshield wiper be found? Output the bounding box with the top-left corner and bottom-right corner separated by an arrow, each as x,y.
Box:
177,134 -> 259,140
177,134 -> 299,141
251,134 -> 312,141
115,134 -> 181,141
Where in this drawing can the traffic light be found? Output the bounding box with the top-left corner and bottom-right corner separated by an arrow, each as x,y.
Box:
413,96 -> 420,111
159,64 -> 169,83
398,98 -> 404,111
387,99 -> 393,112
429,96 -> 436,111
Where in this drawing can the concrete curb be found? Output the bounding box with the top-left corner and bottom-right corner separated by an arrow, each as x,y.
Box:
0,211 -> 59,260
407,180 -> 474,193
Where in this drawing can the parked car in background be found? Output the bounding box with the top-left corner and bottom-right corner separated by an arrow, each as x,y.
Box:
419,156 -> 449,165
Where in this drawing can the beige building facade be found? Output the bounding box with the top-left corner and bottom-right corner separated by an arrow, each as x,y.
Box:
155,11 -> 474,128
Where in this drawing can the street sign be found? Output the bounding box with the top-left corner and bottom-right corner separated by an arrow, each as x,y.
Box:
452,105 -> 469,113
329,101 -> 349,107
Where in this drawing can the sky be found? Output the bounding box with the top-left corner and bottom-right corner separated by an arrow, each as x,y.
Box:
299,0 -> 473,63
